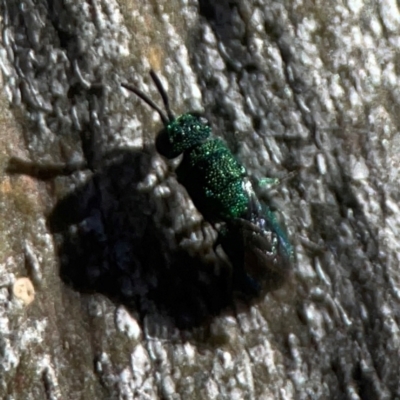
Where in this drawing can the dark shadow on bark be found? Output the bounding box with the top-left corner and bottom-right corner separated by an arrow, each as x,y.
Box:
44,147 -> 233,331
8,146 -> 289,336
4,0 -> 290,337
8,142 -> 290,335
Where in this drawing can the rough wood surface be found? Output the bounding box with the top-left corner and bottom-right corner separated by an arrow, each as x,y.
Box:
1,0 -> 399,399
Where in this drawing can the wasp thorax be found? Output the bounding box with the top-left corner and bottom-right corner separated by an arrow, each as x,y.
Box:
156,113 -> 211,159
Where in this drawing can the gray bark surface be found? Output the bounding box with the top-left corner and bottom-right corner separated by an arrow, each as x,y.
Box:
0,0 -> 399,399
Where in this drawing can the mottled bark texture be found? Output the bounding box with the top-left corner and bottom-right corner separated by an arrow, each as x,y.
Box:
0,0 -> 399,399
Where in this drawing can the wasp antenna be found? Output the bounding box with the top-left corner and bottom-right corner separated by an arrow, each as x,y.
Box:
121,82 -> 169,126
149,70 -> 175,121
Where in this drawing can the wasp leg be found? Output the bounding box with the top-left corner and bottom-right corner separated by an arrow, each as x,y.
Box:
258,177 -> 280,188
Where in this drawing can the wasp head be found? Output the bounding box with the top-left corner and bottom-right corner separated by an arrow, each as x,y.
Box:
122,71 -> 211,159
156,113 -> 211,159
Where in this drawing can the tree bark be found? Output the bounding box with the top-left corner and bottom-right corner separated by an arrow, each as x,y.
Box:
0,0 -> 399,399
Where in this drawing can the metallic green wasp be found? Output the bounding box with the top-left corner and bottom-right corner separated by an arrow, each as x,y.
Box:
122,71 -> 293,295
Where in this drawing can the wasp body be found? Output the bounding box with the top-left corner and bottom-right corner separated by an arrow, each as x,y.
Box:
122,71 -> 293,295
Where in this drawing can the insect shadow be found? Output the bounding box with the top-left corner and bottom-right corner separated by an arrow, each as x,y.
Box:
8,145 -> 239,331
7,71 -> 291,333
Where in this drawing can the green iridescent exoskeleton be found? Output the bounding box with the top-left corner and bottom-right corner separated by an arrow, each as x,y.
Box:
176,137 -> 249,222
157,113 -> 250,223
122,71 -> 293,295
